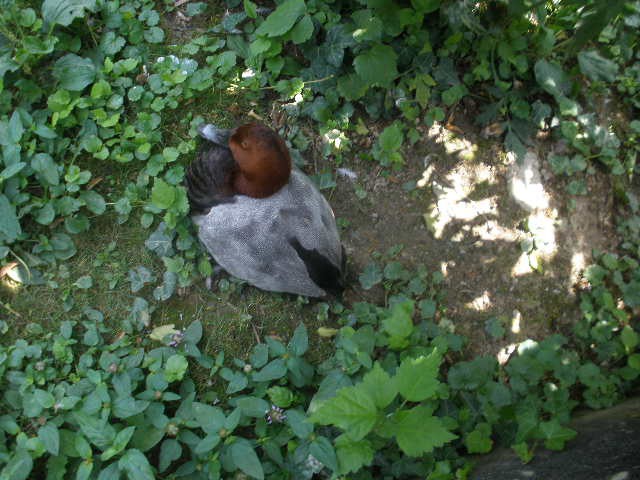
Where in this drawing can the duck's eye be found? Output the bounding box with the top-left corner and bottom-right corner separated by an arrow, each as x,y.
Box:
241,141 -> 249,149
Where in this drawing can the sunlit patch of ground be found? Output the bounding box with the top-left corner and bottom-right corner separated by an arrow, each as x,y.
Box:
330,121 -> 617,358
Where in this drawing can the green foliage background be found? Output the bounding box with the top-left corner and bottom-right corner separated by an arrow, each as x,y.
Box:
0,0 -> 639,478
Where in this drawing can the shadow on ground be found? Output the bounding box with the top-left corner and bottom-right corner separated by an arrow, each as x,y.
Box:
325,119 -> 617,358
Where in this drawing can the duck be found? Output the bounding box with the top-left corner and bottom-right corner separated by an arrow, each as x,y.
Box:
185,122 -> 345,297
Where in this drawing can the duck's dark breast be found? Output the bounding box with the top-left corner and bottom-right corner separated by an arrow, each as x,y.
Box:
185,145 -> 237,214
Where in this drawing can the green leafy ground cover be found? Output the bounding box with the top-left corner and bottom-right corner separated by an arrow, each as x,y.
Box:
0,0 -> 640,478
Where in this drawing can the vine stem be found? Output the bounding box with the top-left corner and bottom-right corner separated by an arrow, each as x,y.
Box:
8,248 -> 31,282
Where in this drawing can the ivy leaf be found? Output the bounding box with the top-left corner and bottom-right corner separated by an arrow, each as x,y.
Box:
118,449 -> 155,480
255,0 -> 306,37
534,59 -> 570,98
378,406 -> 457,456
578,51 -> 619,82
74,275 -> 93,289
354,44 -> 398,87
0,194 -> 21,242
485,317 -> 506,339
396,350 -> 441,401
230,439 -> 264,480
153,271 -> 177,301
358,263 -> 382,289
144,27 -> 165,43
145,223 -> 175,257
53,54 -> 96,91
151,178 -> 176,210
538,419 -> 576,450
80,191 -> 106,215
335,435 -> 374,474
128,266 -> 155,293
337,73 -> 369,101
309,385 -> 379,441
34,203 -> 55,225
464,423 -> 493,453
42,0 -> 95,27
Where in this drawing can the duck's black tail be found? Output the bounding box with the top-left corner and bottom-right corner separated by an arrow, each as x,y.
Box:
185,126 -> 237,214
288,237 -> 346,297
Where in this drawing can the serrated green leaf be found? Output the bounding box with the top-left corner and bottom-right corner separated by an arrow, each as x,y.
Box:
538,419 -> 576,450
378,123 -> 403,152
309,385 -> 379,441
335,435 -> 374,474
360,363 -> 397,408
354,44 -> 398,87
382,300 -> 414,348
396,350 -> 441,401
378,406 -> 457,456
255,0 -> 306,37
464,422 -> 493,453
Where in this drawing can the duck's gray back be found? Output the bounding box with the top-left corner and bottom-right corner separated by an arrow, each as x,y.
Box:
193,169 -> 342,297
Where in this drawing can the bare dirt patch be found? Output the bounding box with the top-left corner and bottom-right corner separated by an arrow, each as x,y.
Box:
326,123 -> 617,358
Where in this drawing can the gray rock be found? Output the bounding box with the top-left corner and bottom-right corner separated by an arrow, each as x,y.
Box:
471,396 -> 640,480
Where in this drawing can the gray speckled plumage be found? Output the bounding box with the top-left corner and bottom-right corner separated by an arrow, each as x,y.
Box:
192,168 -> 342,297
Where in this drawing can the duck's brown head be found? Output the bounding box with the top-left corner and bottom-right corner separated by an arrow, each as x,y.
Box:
229,123 -> 292,198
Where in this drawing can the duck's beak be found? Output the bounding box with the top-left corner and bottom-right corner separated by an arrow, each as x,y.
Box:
198,124 -> 233,147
